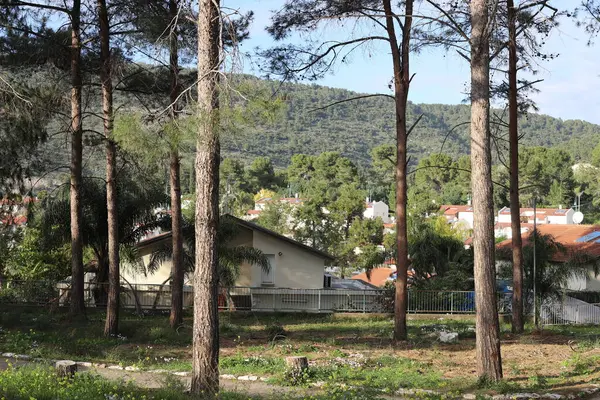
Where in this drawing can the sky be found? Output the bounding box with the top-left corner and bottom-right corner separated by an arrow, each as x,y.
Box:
225,0 -> 600,124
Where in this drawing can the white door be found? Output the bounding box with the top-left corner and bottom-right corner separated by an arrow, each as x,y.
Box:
261,254 -> 275,286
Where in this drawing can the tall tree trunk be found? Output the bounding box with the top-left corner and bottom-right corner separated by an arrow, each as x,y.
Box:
191,0 -> 220,395
69,0 -> 85,316
383,0 -> 413,342
508,0 -> 524,334
169,0 -> 185,329
98,0 -> 119,337
470,0 -> 503,381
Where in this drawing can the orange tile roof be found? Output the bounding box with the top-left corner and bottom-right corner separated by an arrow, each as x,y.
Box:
440,205 -> 473,216
351,268 -> 395,287
496,224 -> 600,262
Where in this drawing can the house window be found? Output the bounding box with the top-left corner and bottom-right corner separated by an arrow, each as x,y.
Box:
324,275 -> 332,288
261,254 -> 275,286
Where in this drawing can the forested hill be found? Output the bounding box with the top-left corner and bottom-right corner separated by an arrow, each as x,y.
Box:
223,78 -> 600,167
35,74 -> 600,178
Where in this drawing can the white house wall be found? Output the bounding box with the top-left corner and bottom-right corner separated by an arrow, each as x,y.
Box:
251,230 -> 325,289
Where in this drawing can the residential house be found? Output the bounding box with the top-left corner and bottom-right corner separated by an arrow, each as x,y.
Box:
364,200 -> 391,223
497,206 -> 575,225
440,205 -> 474,229
124,215 -> 334,289
118,216 -> 340,311
496,224 -> 600,291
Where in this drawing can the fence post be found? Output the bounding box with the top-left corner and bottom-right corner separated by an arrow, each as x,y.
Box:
318,290 -> 322,313
450,292 -> 454,314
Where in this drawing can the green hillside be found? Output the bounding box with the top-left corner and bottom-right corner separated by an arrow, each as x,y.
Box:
226,79 -> 600,167
34,75 -> 600,179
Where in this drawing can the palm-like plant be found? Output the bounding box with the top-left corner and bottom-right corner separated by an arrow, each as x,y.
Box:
141,215 -> 270,288
521,231 -> 600,303
499,230 -> 600,316
39,177 -> 168,302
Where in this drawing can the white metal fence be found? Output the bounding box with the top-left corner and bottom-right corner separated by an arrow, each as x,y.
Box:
1,281 -> 598,325
541,296 -> 600,325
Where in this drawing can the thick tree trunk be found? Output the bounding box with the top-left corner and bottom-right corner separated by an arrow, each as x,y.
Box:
470,0 -> 503,381
383,0 -> 413,342
69,0 -> 85,316
191,0 -> 220,396
508,0 -> 524,334
98,0 -> 119,337
169,0 -> 184,329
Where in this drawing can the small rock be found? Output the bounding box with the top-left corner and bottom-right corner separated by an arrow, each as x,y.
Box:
171,371 -> 189,376
94,363 -> 107,369
259,377 -> 269,382
125,366 -> 139,371
15,354 -> 31,360
438,331 -> 459,343
220,374 -> 236,380
540,394 -> 562,400
311,381 -> 326,388
463,394 -> 477,399
238,375 -> 258,381
77,362 -> 92,368
2,353 -> 15,358
148,369 -> 168,374
108,365 -> 124,370
493,395 -> 509,400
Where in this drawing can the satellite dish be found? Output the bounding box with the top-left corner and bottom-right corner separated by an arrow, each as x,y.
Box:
573,211 -> 584,224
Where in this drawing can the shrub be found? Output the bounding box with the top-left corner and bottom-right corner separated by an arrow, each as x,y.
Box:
264,322 -> 286,340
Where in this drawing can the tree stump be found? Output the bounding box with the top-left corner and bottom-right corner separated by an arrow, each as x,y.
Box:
286,356 -> 308,373
55,360 -> 77,378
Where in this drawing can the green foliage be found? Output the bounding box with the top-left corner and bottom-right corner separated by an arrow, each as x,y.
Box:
0,70 -> 64,193
38,175 -> 168,286
0,366 -> 197,400
3,227 -> 70,281
256,197 -> 293,236
498,229 -> 600,307
407,217 -> 473,290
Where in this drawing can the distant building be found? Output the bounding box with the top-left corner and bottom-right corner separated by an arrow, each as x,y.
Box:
364,200 -> 391,223
440,204 -> 474,229
246,195 -> 392,224
497,206 -> 574,225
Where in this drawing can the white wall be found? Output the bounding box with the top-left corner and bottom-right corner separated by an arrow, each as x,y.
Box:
251,230 -> 326,289
457,212 -> 474,229
364,201 -> 390,223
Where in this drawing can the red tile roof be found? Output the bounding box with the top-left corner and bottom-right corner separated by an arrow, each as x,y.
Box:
440,205 -> 473,216
351,268 -> 395,287
496,224 -> 600,262
246,210 -> 262,215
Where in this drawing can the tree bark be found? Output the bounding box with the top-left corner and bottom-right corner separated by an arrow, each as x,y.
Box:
98,0 -> 119,337
470,0 -> 503,381
169,0 -> 184,329
383,0 -> 413,342
508,0 -> 524,334
191,0 -> 220,396
69,0 -> 85,317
